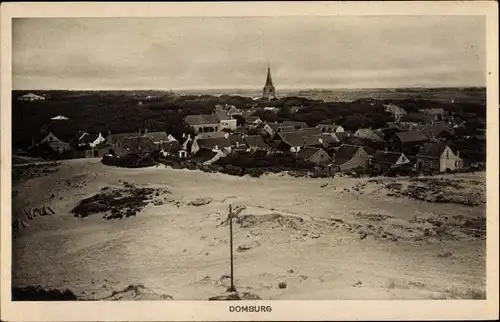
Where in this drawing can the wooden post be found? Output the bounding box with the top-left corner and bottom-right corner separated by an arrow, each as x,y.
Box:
228,204 -> 236,292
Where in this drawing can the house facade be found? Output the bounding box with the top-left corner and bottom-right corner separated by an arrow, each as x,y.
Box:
38,132 -> 72,154
297,147 -> 331,165
416,142 -> 462,173
215,110 -> 237,131
390,131 -> 429,154
185,115 -> 220,134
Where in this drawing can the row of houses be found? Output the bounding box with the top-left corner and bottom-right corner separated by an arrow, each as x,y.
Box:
181,103 -> 468,174
31,128 -> 181,159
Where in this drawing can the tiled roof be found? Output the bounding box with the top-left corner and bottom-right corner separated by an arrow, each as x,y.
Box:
215,110 -> 233,121
417,122 -> 453,138
107,133 -> 140,145
120,136 -> 157,154
228,106 -> 243,115
144,131 -> 170,142
245,135 -> 270,150
191,149 -> 218,163
197,137 -> 231,150
279,130 -> 324,148
417,141 -> 447,158
185,114 -> 219,126
316,133 -> 338,145
372,150 -> 404,165
283,121 -> 308,128
297,147 -> 325,160
354,128 -> 385,142
395,131 -> 429,144
334,144 -> 362,166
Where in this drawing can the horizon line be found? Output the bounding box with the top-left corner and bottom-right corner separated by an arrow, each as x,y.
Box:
12,85 -> 487,92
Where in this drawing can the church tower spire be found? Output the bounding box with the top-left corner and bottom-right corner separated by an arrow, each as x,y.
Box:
263,63 -> 276,100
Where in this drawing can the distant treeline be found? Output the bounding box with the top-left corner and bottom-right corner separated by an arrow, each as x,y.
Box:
12,90 -> 486,149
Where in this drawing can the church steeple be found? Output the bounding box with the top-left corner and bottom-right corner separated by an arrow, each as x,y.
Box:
263,63 -> 276,100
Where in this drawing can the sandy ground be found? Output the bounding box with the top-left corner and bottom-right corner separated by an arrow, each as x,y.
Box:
11,158 -> 486,300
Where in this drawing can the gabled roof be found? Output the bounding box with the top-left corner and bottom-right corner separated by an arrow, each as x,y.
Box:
297,147 -> 327,160
50,115 -> 69,121
384,104 -> 407,115
191,149 -> 218,163
107,133 -> 140,145
418,122 -> 453,138
372,150 -> 404,165
334,144 -> 363,166
228,106 -> 243,115
354,128 -> 385,142
215,110 -> 233,121
80,133 -> 99,144
417,141 -> 448,158
283,121 -> 308,128
316,133 -> 339,145
395,131 -> 429,144
335,132 -> 349,142
196,131 -> 227,139
279,130 -> 324,148
277,126 -> 297,133
121,136 -> 157,154
242,111 -> 255,120
197,137 -> 231,150
302,127 -> 323,136
316,124 -> 338,130
245,135 -> 270,150
185,114 -> 219,126
143,131 -> 170,142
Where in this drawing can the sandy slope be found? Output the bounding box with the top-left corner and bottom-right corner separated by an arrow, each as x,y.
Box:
11,158 -> 486,300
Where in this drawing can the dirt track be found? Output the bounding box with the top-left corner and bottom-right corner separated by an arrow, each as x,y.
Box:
11,158 -> 486,300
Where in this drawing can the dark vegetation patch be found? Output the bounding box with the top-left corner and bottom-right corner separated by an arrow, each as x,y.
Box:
71,186 -> 166,219
380,178 -> 484,206
101,154 -> 157,168
12,286 -> 77,301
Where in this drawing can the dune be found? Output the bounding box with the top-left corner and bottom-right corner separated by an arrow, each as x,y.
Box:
11,158 -> 486,300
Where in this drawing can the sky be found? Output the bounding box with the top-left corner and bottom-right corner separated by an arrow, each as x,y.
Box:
12,16 -> 486,90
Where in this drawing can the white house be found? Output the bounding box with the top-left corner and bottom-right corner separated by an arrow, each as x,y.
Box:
417,141 -> 462,173
50,115 -> 69,121
215,110 -> 237,131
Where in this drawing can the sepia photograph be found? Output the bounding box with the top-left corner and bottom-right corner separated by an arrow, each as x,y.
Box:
1,2 -> 498,321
